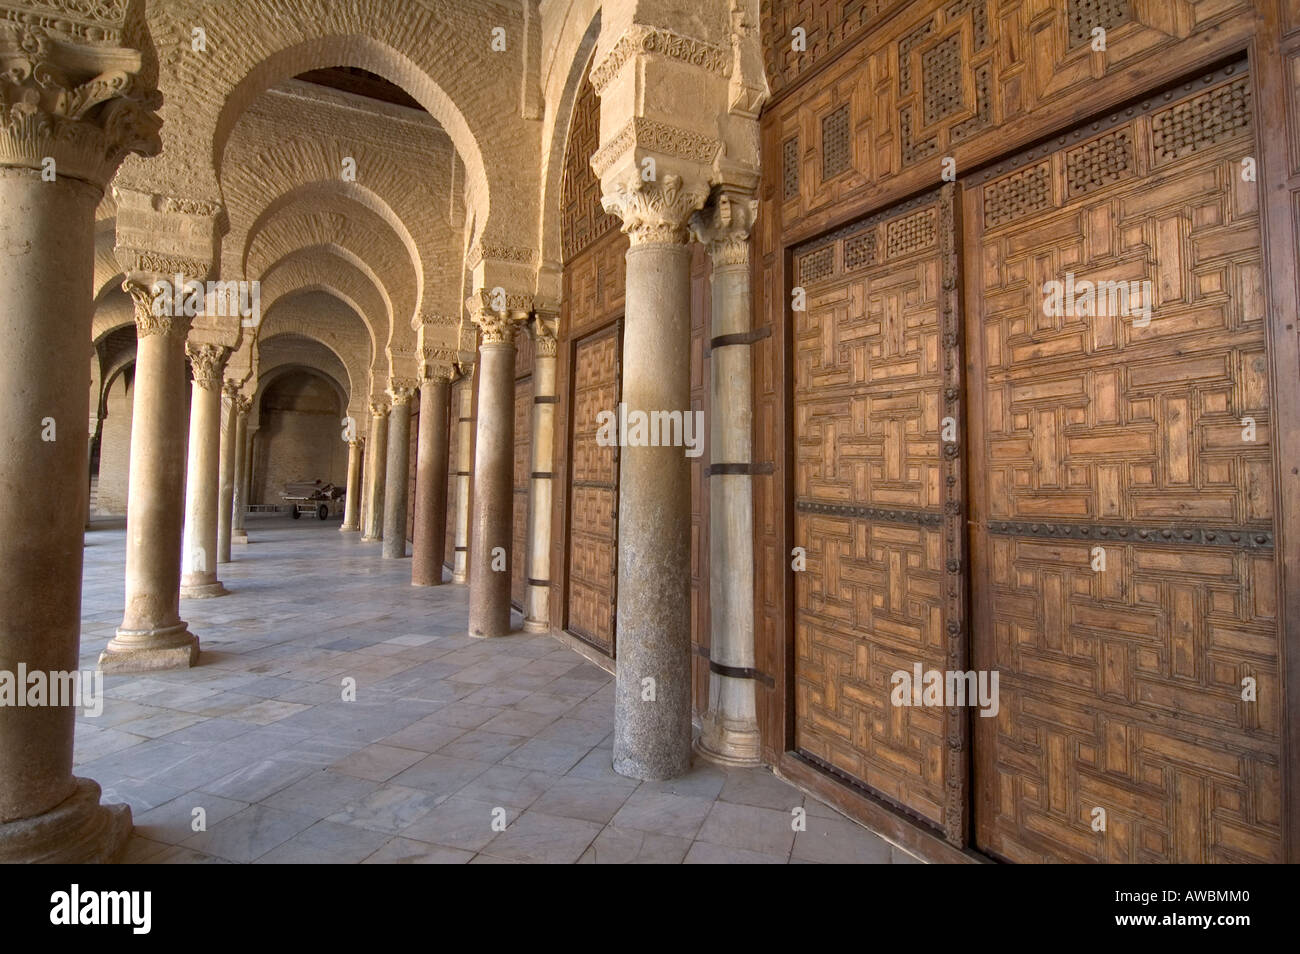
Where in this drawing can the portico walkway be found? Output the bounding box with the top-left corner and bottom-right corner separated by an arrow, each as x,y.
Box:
75,515 -> 913,864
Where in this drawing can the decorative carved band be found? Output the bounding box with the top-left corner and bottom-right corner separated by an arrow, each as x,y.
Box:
796,499 -> 942,528
115,247 -> 211,283
987,520 -> 1274,550
185,343 -> 230,391
590,117 -> 722,181
601,174 -> 708,247
465,243 -> 539,270
590,25 -> 730,94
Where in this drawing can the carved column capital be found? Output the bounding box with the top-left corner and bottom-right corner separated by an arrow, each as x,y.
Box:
420,347 -> 457,382
349,436 -> 365,450
387,379 -> 418,406
690,190 -> 758,267
369,400 -> 391,419
470,306 -> 529,346
125,279 -> 193,339
186,343 -> 231,392
222,381 -> 241,401
602,173 -> 708,248
233,394 -> 253,416
0,13 -> 162,187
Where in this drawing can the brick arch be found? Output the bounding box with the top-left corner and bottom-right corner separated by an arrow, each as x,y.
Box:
257,292 -> 372,423
117,2 -> 535,250
247,200 -> 417,355
239,181 -> 427,318
258,246 -> 389,372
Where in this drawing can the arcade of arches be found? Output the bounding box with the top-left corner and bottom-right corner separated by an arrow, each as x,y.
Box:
1,0 -> 1298,864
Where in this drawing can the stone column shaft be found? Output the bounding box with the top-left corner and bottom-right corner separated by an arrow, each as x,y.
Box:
231,401 -> 250,544
180,345 -> 230,598
362,402 -> 389,542
340,437 -> 363,532
412,373 -> 451,585
603,174 -> 705,780
452,371 -> 475,583
102,294 -> 200,675
382,386 -> 415,558
692,193 -> 761,766
468,311 -> 526,637
523,333 -> 557,632
216,385 -> 237,563
0,169 -> 125,854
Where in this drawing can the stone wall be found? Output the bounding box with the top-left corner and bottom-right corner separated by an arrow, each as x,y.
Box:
251,372 -> 347,505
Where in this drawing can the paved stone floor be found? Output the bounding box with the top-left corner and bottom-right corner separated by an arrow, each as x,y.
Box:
75,514 -> 916,864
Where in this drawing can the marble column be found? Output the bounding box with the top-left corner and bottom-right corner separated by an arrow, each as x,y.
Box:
602,175 -> 705,780
180,344 -> 230,598
523,325 -> 557,632
382,384 -> 415,558
231,397 -> 251,544
412,366 -> 452,585
216,382 -> 238,564
0,13 -> 159,857
691,192 -> 761,766
340,436 -> 364,532
101,286 -> 199,674
468,308 -> 527,637
362,400 -> 389,542
451,368 -> 475,583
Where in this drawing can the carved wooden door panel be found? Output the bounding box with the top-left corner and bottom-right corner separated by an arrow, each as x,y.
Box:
512,373 -> 533,610
792,186 -> 968,842
964,66 -> 1282,862
566,323 -> 621,655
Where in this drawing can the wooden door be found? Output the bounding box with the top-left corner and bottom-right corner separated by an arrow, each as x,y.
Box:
565,323 -> 621,654
964,66 -> 1282,863
791,186 -> 968,842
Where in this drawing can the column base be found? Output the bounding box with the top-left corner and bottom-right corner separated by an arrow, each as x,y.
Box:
232,530 -> 249,544
339,522 -> 359,532
180,579 -> 228,599
100,622 -> 200,673
693,715 -> 762,767
0,779 -> 131,863
361,533 -> 382,543
522,617 -> 549,634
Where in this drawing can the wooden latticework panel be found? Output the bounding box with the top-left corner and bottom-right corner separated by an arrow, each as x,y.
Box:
792,188 -> 967,839
560,69 -> 620,263
766,0 -> 1255,237
512,375 -> 533,610
566,326 -> 620,654
965,67 -> 1282,863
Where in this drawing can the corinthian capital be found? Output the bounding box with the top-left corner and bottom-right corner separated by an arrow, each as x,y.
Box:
690,190 -> 758,267
369,399 -> 390,419
186,344 -> 231,392
387,379 -> 418,406
125,279 -> 192,339
602,174 -> 708,248
0,8 -> 162,187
